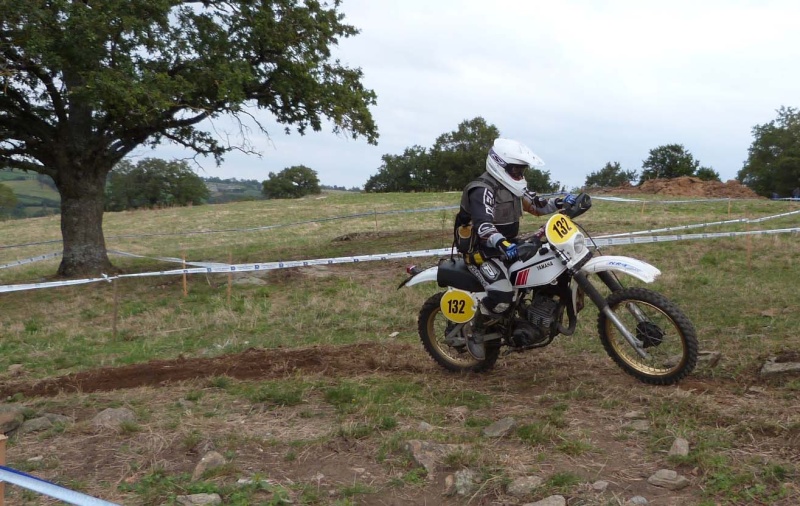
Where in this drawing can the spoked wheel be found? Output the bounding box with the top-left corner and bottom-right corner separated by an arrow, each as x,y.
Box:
598,287 -> 698,385
418,292 -> 499,373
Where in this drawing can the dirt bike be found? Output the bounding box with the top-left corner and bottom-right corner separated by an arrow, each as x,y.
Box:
400,193 -> 698,385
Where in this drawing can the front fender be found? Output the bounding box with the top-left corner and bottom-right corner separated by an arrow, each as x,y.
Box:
402,266 -> 439,287
579,255 -> 661,283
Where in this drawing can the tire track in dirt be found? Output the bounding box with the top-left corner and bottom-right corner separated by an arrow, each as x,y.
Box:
0,342 -> 431,398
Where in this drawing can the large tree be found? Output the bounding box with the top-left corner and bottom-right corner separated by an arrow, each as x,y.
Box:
738,106 -> 800,197
585,161 -> 638,188
262,165 -> 320,199
639,144 -> 701,182
106,158 -> 210,211
0,0 -> 377,276
364,145 -> 431,192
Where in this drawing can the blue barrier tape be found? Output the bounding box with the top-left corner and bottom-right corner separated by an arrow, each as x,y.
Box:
0,465 -> 119,505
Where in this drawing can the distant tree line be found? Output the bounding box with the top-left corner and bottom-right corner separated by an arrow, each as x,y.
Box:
584,144 -> 720,189
105,158 -> 209,211
364,117 -> 561,193
584,107 -> 799,197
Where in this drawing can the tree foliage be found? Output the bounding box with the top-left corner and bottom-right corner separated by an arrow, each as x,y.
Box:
262,165 -> 321,199
738,106 -> 800,197
0,182 -> 16,212
584,162 -> 638,188
694,167 -> 721,182
105,158 -> 209,211
365,117 -> 559,193
0,0 -> 377,275
639,144 -> 701,182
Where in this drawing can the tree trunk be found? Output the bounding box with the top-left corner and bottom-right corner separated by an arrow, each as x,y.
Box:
55,167 -> 113,277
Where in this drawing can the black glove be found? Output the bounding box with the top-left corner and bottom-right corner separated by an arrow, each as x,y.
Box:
499,240 -> 518,261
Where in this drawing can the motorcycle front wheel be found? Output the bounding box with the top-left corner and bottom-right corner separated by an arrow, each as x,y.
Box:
598,287 -> 698,385
418,292 -> 500,373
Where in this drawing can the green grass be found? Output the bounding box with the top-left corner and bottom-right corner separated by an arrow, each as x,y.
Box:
1,192 -> 799,505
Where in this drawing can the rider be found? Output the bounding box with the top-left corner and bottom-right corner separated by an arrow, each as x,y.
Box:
456,138 -> 576,355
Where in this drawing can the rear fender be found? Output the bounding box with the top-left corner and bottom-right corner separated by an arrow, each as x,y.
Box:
579,255 -> 661,283
402,266 -> 439,287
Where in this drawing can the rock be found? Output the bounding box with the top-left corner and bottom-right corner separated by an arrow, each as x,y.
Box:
668,437 -> 690,457
92,407 -> 136,429
627,496 -> 649,505
507,476 -> 544,497
418,421 -> 434,432
453,468 -> 478,496
482,417 -> 516,437
18,417 -> 53,434
628,420 -> 650,431
192,451 -> 226,480
404,440 -> 465,477
43,413 -> 73,425
448,406 -> 469,420
647,469 -> 690,490
760,358 -> 800,377
622,410 -> 646,419
231,276 -> 266,286
8,364 -> 24,376
591,480 -> 609,492
698,350 -> 721,368
175,493 -> 222,505
0,410 -> 24,434
523,495 -> 566,506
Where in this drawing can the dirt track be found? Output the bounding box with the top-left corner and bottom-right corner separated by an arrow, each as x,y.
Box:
0,342 -> 428,398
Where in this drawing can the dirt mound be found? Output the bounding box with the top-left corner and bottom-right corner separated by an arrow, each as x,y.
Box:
600,177 -> 762,199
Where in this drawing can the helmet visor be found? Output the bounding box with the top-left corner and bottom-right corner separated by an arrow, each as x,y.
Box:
505,163 -> 528,181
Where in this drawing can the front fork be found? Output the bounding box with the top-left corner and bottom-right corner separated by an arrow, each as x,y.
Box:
574,271 -> 649,360
596,271 -> 651,324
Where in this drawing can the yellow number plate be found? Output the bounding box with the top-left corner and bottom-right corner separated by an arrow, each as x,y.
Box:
546,214 -> 578,245
439,289 -> 476,323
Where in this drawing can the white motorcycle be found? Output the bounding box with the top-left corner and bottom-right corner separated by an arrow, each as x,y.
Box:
400,194 -> 698,385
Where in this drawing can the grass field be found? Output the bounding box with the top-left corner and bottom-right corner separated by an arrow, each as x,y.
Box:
0,192 -> 798,505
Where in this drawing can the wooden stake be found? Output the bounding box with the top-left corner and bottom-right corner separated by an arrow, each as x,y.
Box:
746,213 -> 752,269
112,280 -> 119,340
0,434 -> 7,505
182,252 -> 188,297
227,252 -> 233,305
641,200 -> 645,216
374,209 -> 378,231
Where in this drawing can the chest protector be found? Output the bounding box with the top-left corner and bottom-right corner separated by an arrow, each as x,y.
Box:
454,173 -> 522,254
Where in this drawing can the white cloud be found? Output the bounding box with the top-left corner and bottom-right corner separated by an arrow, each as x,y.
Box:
141,0 -> 800,190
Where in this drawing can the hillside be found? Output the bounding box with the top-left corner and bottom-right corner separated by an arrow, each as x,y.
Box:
0,194 -> 798,505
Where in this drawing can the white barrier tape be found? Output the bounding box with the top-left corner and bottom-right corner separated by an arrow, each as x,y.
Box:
1,205 -> 461,251
3,196 -> 789,251
109,250 -> 229,268
0,466 -> 119,506
591,196 -> 743,203
0,247 -> 453,293
589,227 -> 800,247
2,228 -> 798,294
0,252 -> 62,270
595,209 -> 800,239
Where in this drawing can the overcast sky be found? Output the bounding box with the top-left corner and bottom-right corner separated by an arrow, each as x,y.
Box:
140,0 -> 800,191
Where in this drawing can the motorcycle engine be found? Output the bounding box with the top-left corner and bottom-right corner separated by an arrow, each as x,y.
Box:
511,294 -> 560,348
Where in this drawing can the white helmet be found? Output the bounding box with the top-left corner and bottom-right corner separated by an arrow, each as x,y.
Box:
486,138 -> 545,197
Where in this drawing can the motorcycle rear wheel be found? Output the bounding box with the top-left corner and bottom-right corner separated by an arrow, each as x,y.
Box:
418,292 -> 500,373
598,287 -> 698,385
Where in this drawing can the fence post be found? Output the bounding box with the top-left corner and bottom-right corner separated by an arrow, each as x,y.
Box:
0,434 -> 7,506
